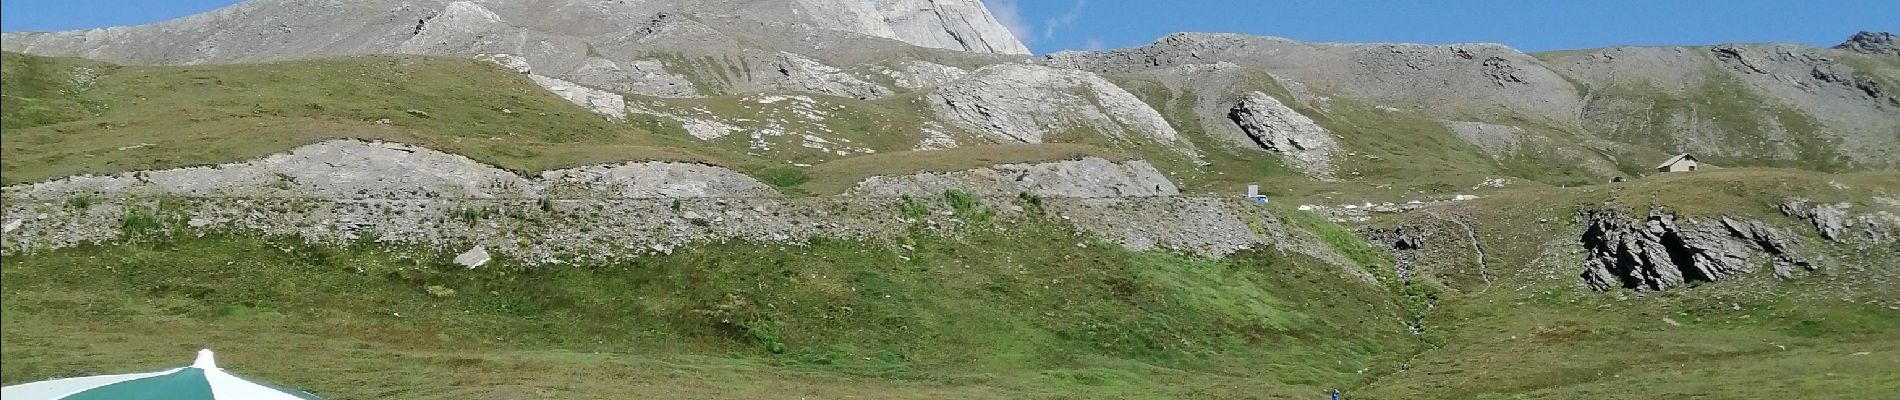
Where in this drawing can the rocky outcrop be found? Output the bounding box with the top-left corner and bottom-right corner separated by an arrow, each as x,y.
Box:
914,122 -> 961,150
538,162 -> 780,199
762,51 -> 892,99
626,103 -> 742,141
1578,210 -> 1810,292
1779,198 -> 1900,244
527,75 -> 628,119
875,0 -> 1032,55
566,57 -> 700,98
2,140 -> 777,200
1836,31 -> 1899,56
846,158 -> 1180,198
3,140 -> 1346,262
876,61 -> 970,90
1,195 -> 1321,263
788,0 -> 900,39
1227,92 -> 1339,177
925,64 -> 1202,159
477,53 -> 628,118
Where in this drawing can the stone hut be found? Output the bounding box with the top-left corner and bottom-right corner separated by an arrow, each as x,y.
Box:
1655,154 -> 1700,173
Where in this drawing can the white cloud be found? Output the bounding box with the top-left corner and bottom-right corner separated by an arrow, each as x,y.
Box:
982,0 -> 1034,44
1084,37 -> 1106,51
1041,0 -> 1088,39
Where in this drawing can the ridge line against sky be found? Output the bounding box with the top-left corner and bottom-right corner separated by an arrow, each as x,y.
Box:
2,0 -> 1895,54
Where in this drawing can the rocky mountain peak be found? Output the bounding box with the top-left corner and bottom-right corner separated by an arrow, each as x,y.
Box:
1836,31 -> 1898,56
875,0 -> 1031,55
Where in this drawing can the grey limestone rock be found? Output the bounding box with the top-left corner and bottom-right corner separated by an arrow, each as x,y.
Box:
1,196 -> 1313,264
924,63 -> 1203,160
1578,210 -> 1810,292
567,57 -> 700,98
1780,198 -> 1900,244
761,51 -> 892,99
455,245 -> 492,268
2,140 -> 778,200
876,60 -> 970,90
537,162 -> 781,199
875,0 -> 1032,55
1228,92 -> 1339,177
846,158 -> 1180,198
1836,31 -> 1899,57
527,74 -> 628,120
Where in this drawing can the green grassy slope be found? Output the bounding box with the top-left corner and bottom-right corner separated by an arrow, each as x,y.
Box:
1114,71 -> 1607,203
2,207 -> 1418,399
0,51 -> 736,185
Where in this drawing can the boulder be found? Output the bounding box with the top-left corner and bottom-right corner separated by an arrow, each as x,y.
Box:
1228,92 -> 1339,177
454,245 -> 491,268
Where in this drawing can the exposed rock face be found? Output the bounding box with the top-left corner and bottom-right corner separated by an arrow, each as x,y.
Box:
3,140 -> 777,199
1578,210 -> 1810,292
876,61 -> 970,90
528,75 -> 628,119
790,0 -> 899,39
1836,31 -> 1899,56
914,122 -> 961,150
477,53 -> 629,118
847,158 -> 1180,198
474,53 -> 533,73
2,195 -> 1323,264
567,57 -> 700,98
625,103 -> 743,141
925,64 -> 1202,159
4,140 -> 1352,263
1779,198 -> 1900,244
763,51 -> 892,99
538,163 -> 780,198
1227,92 -> 1339,177
875,0 -> 1032,55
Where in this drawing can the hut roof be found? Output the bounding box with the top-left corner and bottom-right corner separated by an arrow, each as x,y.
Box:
1655,153 -> 1697,169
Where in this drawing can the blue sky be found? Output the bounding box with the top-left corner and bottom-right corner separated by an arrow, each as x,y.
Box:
4,0 -> 1896,54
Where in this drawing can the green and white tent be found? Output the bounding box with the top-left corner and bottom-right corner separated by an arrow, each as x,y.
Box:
1,349 -> 321,400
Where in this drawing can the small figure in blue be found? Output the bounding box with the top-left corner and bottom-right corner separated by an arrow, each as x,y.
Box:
1331,389 -> 1341,400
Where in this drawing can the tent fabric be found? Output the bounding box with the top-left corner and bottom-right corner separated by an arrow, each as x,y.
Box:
60,368 -> 216,400
0,350 -> 320,400
0,369 -> 184,399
